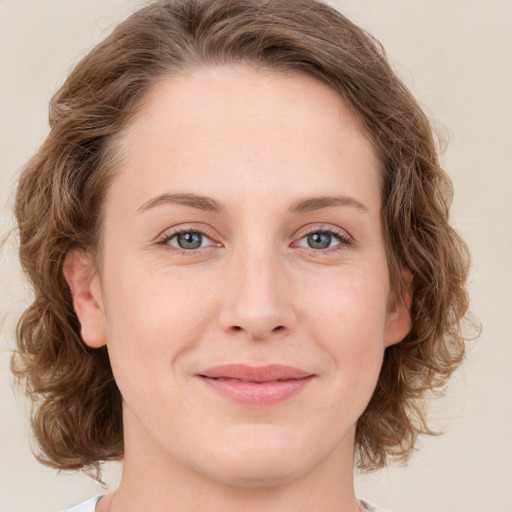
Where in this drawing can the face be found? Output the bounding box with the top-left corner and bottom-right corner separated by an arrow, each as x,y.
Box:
67,65 -> 411,488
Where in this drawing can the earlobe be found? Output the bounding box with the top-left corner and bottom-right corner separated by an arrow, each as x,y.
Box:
384,267 -> 413,348
63,250 -> 107,348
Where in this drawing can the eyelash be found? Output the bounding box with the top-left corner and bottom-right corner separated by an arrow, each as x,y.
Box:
156,226 -> 219,255
294,226 -> 353,254
156,225 -> 353,255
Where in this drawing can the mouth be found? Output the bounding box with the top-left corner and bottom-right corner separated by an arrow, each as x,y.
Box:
196,364 -> 316,407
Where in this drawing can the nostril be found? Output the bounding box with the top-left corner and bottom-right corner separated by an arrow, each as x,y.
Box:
230,325 -> 284,334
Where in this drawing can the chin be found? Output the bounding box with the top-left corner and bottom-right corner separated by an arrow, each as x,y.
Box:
195,427 -> 323,488
209,456 -> 307,489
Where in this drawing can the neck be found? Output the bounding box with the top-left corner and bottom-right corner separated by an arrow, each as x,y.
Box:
103,422 -> 361,512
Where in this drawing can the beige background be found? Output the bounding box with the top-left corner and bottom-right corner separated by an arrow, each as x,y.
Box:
1,1 -> 511,511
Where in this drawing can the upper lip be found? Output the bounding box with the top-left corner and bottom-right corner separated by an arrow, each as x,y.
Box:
197,364 -> 314,382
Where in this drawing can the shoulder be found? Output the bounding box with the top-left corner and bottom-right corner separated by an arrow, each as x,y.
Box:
61,496 -> 103,512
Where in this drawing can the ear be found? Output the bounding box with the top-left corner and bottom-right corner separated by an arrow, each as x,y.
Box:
384,266 -> 413,348
63,250 -> 107,348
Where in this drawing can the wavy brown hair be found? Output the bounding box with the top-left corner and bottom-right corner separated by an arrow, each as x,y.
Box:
12,0 -> 470,476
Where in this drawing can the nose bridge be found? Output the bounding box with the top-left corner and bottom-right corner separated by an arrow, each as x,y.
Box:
220,242 -> 294,340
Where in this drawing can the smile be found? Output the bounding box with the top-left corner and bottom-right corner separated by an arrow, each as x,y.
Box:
196,364 -> 316,407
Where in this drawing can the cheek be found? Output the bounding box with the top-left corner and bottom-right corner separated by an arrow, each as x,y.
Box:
299,269 -> 389,395
300,268 -> 390,346
101,263 -> 216,382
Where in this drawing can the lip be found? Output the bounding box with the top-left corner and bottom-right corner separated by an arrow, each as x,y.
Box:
196,364 -> 315,407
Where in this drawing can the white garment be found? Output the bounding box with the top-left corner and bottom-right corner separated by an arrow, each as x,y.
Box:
62,495 -> 389,512
61,495 -> 102,512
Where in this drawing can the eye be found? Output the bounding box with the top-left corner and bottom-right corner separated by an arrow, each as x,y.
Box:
295,228 -> 351,251
304,232 -> 335,249
159,229 -> 214,251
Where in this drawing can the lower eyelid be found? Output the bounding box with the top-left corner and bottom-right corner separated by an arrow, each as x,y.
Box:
161,231 -> 212,247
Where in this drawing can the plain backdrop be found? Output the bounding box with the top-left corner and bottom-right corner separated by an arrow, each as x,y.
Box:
1,1 -> 511,511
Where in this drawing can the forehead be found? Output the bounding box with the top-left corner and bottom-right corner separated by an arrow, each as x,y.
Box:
110,65 -> 381,215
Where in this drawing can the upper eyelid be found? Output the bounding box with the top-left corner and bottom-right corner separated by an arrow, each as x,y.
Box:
166,230 -> 212,242
291,225 -> 354,254
157,223 -> 218,242
155,223 -> 353,247
156,227 -> 219,253
294,224 -> 352,240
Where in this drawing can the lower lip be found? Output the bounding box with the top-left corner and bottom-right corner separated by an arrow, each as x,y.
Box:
199,376 -> 314,407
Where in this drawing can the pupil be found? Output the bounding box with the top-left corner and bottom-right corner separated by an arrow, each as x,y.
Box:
177,232 -> 202,249
308,232 -> 331,249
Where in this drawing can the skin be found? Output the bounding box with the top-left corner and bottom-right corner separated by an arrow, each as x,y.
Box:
65,65 -> 412,512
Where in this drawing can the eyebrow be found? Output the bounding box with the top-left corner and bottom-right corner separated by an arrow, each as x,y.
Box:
138,192 -> 224,213
288,195 -> 369,213
138,192 -> 369,215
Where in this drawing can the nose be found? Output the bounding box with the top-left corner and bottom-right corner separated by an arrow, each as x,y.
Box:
218,249 -> 296,341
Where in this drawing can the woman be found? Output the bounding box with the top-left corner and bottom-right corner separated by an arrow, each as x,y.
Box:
12,1 -> 470,511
